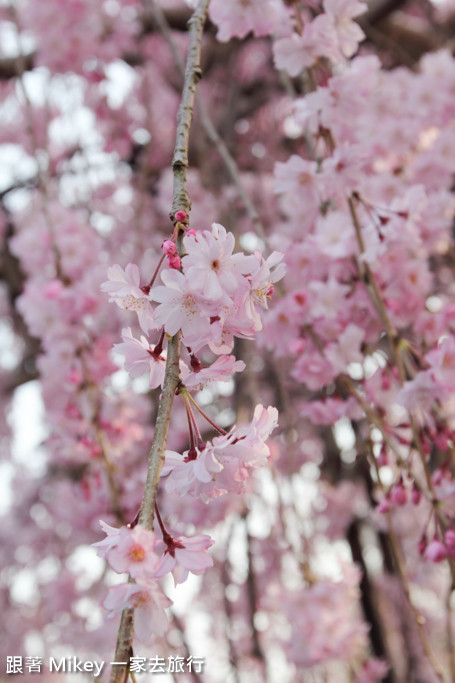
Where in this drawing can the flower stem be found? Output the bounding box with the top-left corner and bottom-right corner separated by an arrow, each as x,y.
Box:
184,389 -> 227,436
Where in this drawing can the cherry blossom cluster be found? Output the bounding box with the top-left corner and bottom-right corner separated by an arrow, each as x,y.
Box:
103,221 -> 285,358
96,219 -> 282,642
93,520 -> 212,643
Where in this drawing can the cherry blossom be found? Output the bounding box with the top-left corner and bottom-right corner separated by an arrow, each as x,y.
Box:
182,223 -> 255,301
101,264 -> 155,332
181,354 -> 246,391
154,532 -> 214,585
97,524 -> 159,580
104,580 -> 172,643
114,327 -> 166,389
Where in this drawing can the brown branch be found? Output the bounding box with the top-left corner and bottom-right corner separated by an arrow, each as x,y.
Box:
146,0 -> 269,247
244,522 -> 267,669
171,0 -> 210,218
137,332 -> 181,531
347,520 -> 397,683
109,2 -> 209,681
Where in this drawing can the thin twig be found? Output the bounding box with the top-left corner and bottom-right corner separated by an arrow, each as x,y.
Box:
145,0 -> 270,248
171,0 -> 210,218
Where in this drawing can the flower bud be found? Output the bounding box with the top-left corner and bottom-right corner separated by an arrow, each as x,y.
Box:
424,538 -> 448,563
391,481 -> 407,506
445,529 -> 455,556
168,254 -> 181,270
163,239 -> 177,255
411,483 -> 421,505
378,497 -> 391,513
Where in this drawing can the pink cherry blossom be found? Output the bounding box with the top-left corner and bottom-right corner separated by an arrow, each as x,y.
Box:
114,327 -> 166,389
181,355 -> 246,391
424,538 -> 448,563
323,0 -> 367,58
103,580 -> 172,643
274,155 -> 320,213
183,223 -> 255,302
101,263 -> 154,332
102,525 -> 159,580
154,533 -> 214,585
150,268 -> 213,345
162,405 -> 278,501
273,14 -> 340,75
209,0 -> 291,42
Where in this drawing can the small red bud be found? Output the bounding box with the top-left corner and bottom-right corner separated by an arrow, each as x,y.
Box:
378,497 -> 391,513
418,535 -> 427,555
411,484 -> 421,505
391,482 -> 407,506
175,210 -> 187,222
381,374 -> 391,391
445,529 -> 455,553
168,254 -> 181,270
163,239 -> 177,255
377,446 -> 388,467
190,354 -> 202,373
424,538 -> 448,563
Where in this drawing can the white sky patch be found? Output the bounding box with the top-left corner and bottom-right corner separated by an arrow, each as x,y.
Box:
427,295 -> 443,312
0,318 -> 23,370
283,115 -> 303,139
9,381 -> 48,470
333,417 -> 356,451
239,231 -> 264,253
0,144 -> 37,192
104,60 -> 137,109
0,20 -> 35,58
66,546 -> 105,591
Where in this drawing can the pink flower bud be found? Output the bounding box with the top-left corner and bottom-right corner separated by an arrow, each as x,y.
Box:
445,529 -> 455,555
378,497 -> 391,513
377,446 -> 388,467
421,437 -> 431,455
418,535 -> 427,555
432,468 -> 444,486
66,369 -> 82,385
288,339 -> 305,354
381,374 -> 391,391
168,254 -> 181,270
387,299 -> 400,314
424,538 -> 448,563
293,291 -> 307,306
162,239 -> 177,255
411,484 -> 421,505
435,432 -> 449,451
391,482 -> 407,506
175,210 -> 187,222
44,279 -> 64,299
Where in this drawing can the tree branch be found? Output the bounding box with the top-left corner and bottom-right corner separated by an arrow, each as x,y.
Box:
146,0 -> 269,247
171,0 -> 210,218
109,2 -> 209,681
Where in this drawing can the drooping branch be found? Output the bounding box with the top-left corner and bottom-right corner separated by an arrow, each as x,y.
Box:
109,2 -> 209,681
146,0 -> 269,247
171,0 -> 210,218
